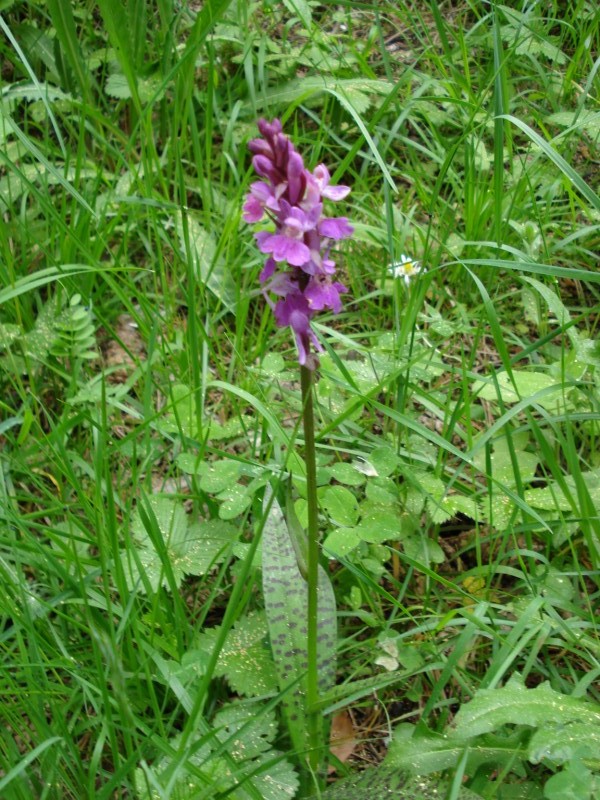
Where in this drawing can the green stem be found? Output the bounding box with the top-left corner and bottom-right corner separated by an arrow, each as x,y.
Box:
300,364 -> 323,786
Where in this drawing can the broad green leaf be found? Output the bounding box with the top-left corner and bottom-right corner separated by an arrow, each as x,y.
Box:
472,370 -> 565,407
386,732 -> 524,776
185,519 -> 236,572
453,675 -> 600,739
163,387 -> 253,441
262,492 -> 337,757
369,446 -> 400,478
474,436 -> 539,486
356,512 -> 404,544
264,77 -> 393,110
104,72 -> 131,99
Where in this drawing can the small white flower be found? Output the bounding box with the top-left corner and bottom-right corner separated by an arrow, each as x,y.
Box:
388,254 -> 424,285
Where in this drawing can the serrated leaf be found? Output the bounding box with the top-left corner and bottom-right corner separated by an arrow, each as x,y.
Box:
136,702 -> 298,800
543,760 -> 598,800
453,676 -> 600,739
200,611 -> 279,697
214,701 -> 278,756
185,519 -> 236,573
262,491 -> 337,757
122,497 -> 234,592
105,72 -> 131,99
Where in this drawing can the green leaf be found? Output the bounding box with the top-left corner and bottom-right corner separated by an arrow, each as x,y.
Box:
323,527 -> 361,557
386,727 -> 527,777
321,485 -> 359,526
218,484 -> 253,519
261,492 -> 337,756
529,722 -> 600,768
474,436 -> 539,486
104,72 -> 130,99
136,702 -> 298,800
122,497 -> 234,592
453,675 -> 600,739
0,322 -> 21,349
281,0 -> 311,28
185,519 -> 236,573
369,446 -> 400,478
199,612 -> 279,697
310,766 -> 483,799
472,370 -> 564,406
356,511 -> 404,544
326,462 -> 366,487
198,460 -> 241,493
543,760 -> 598,800
403,535 -> 446,567
547,110 -> 600,136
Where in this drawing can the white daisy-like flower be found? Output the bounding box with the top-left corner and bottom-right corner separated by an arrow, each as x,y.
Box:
388,254 -> 424,285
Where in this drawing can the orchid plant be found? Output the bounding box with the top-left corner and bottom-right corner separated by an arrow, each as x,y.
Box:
244,119 -> 353,789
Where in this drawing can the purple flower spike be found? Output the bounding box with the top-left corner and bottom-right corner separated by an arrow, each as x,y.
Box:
244,119 -> 353,368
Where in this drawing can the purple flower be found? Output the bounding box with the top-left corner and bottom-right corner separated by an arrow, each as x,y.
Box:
274,293 -> 322,367
305,276 -> 346,313
244,119 -> 353,367
318,217 -> 353,240
242,181 -> 282,222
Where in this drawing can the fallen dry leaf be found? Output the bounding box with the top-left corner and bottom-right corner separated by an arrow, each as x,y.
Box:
328,710 -> 358,773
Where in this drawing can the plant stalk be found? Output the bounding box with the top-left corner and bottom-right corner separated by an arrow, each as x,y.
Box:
300,364 -> 323,785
